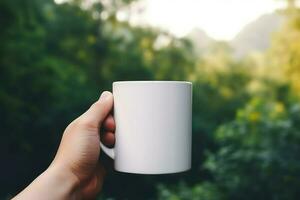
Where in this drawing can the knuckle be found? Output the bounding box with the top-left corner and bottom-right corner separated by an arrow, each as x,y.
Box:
92,101 -> 103,109
63,119 -> 77,134
68,119 -> 77,128
77,117 -> 98,130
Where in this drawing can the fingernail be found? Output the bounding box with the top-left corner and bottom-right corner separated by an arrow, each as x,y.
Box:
99,91 -> 111,101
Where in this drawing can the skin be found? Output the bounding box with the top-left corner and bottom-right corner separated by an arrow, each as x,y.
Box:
13,91 -> 115,200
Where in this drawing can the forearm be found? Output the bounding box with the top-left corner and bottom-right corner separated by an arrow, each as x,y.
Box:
13,91 -> 113,199
13,165 -> 80,200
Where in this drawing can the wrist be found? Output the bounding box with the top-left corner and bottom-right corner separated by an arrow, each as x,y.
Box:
13,164 -> 81,200
45,164 -> 81,199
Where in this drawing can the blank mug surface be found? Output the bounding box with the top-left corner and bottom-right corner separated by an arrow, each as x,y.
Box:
101,81 -> 192,174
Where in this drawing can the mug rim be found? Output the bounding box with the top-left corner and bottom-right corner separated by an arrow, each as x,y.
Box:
113,81 -> 192,85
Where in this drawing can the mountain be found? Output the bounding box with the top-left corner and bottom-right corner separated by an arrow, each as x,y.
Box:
186,13 -> 285,58
186,28 -> 213,54
231,13 -> 285,58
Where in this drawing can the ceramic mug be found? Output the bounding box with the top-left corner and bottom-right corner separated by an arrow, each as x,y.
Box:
100,81 -> 192,174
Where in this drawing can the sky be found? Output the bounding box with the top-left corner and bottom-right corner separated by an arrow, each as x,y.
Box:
55,0 -> 286,40
139,0 -> 285,40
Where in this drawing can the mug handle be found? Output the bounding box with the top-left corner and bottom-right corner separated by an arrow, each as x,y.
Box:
100,142 -> 115,159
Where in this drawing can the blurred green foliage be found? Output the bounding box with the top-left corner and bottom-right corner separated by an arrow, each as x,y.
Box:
0,0 -> 299,199
206,99 -> 300,200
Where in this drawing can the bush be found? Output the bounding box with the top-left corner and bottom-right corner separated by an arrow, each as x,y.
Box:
204,98 -> 300,200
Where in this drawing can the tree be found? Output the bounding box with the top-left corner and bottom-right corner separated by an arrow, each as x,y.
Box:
205,98 -> 300,200
269,0 -> 300,94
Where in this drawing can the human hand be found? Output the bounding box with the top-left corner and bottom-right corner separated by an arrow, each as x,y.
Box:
52,91 -> 115,198
14,91 -> 115,200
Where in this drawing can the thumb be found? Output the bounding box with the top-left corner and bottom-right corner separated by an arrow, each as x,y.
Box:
79,91 -> 113,129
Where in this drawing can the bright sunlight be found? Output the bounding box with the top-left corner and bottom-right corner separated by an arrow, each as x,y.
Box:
142,0 -> 284,40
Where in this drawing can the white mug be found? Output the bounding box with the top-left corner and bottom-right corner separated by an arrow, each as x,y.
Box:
100,81 -> 192,174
